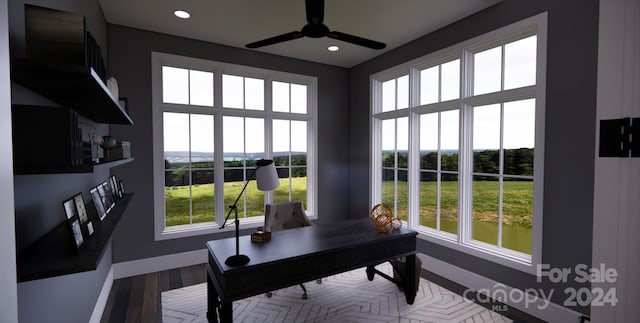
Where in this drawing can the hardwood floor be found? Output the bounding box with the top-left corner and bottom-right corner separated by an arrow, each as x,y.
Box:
100,264 -> 207,323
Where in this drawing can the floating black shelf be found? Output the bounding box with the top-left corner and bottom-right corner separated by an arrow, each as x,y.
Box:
14,158 -> 134,175
11,59 -> 133,125
17,193 -> 133,282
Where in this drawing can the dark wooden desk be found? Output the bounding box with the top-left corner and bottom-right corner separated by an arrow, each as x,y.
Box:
206,219 -> 418,322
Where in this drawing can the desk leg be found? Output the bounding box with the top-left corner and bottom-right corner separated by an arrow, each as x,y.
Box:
404,254 -> 417,304
366,265 -> 375,281
219,302 -> 232,322
207,273 -> 219,323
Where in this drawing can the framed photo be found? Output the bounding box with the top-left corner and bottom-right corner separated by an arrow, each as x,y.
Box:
70,219 -> 85,250
90,186 -> 107,221
63,197 -> 77,220
96,182 -> 112,214
100,181 -> 115,212
73,193 -> 94,236
109,175 -> 121,199
62,196 -> 85,251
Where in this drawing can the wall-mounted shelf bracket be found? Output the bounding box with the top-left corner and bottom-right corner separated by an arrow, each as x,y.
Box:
599,117 -> 639,157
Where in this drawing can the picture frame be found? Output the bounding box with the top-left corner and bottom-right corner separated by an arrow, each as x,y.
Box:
63,197 -> 77,220
73,193 -> 94,236
90,186 -> 107,221
62,196 -> 85,251
109,175 -> 121,199
96,182 -> 112,214
118,180 -> 125,196
69,219 -> 85,251
100,181 -> 115,211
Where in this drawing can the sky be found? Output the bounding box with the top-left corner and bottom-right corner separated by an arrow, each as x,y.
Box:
162,70 -> 308,154
381,35 -> 537,151
163,35 -> 536,154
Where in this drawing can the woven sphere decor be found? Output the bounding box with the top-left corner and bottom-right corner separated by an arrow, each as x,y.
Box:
370,203 -> 402,233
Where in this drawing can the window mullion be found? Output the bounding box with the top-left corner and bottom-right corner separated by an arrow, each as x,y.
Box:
438,65 -> 442,102
458,47 -> 473,245
500,45 -> 506,91
264,114 -> 274,205
436,112 -> 442,231
459,103 -> 473,245
188,114 -> 193,225
242,118 -> 248,218
263,77 -> 274,205
289,120 -> 293,201
498,103 -> 505,248
393,119 -> 399,216
407,68 -> 420,229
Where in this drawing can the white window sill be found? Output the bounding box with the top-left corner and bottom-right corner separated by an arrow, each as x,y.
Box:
415,228 -> 536,275
155,217 -> 265,241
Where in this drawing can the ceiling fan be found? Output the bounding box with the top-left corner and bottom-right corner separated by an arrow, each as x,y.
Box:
246,0 -> 386,50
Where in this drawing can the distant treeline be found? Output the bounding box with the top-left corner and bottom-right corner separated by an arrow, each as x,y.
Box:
383,148 -> 534,181
165,154 -> 307,186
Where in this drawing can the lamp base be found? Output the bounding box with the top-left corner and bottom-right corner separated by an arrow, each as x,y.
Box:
225,254 -> 250,266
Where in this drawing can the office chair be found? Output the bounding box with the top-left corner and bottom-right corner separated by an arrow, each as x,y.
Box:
264,201 -> 320,299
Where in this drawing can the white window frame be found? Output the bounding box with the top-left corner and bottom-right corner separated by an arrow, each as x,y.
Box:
371,13 -> 547,273
152,52 -> 318,241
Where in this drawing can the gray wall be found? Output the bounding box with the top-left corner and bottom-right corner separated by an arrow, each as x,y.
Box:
17,243 -> 112,323
107,25 -> 350,263
348,0 -> 598,314
9,0 -> 111,251
9,1 -> 116,322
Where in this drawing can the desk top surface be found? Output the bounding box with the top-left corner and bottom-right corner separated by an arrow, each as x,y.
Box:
206,218 -> 416,272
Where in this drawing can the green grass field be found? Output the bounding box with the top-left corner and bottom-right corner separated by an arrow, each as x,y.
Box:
165,178 -> 533,253
165,177 -> 307,226
383,180 -> 533,254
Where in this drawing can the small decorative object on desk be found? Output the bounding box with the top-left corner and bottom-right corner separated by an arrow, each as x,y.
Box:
251,229 -> 271,243
370,203 -> 402,233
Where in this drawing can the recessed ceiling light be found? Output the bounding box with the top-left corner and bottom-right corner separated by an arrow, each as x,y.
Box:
174,10 -> 190,19
328,45 -> 339,52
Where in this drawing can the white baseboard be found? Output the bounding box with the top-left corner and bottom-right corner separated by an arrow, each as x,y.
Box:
418,253 -> 585,322
112,249 -> 208,279
89,267 -> 114,323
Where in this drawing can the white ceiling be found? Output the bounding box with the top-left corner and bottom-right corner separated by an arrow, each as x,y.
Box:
99,0 -> 500,68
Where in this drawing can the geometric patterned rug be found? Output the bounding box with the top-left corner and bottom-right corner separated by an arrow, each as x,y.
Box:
162,262 -> 512,323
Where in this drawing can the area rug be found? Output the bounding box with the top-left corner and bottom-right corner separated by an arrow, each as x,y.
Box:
162,262 -> 511,323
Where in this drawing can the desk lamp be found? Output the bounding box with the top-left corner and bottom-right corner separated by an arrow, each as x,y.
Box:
220,159 -> 280,266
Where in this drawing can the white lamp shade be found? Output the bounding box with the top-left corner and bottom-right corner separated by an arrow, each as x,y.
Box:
255,160 -> 280,191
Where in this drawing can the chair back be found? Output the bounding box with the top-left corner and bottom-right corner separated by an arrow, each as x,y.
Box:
264,201 -> 312,232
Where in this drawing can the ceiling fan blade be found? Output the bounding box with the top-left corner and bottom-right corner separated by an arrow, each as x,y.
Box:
306,0 -> 324,24
246,31 -> 304,48
327,31 -> 386,50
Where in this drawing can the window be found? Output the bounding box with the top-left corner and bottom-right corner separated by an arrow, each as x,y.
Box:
153,53 -> 317,240
273,119 -> 308,205
371,13 -> 546,272
381,117 -> 408,220
419,110 -> 459,235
